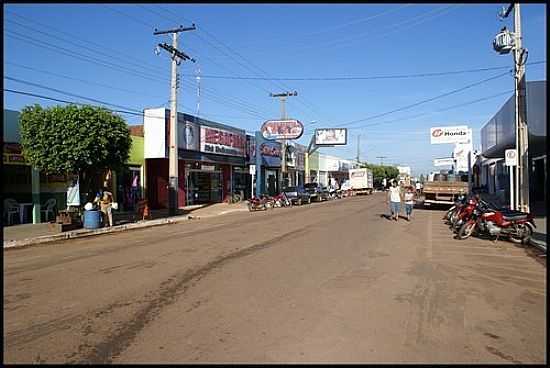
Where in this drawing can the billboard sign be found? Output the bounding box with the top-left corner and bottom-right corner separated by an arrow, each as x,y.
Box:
430,125 -> 470,144
315,128 -> 347,146
261,119 -> 304,140
200,126 -> 246,157
433,157 -> 455,167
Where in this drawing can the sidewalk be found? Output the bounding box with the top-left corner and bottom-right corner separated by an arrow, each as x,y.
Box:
3,202 -> 249,249
531,216 -> 547,252
480,192 -> 546,252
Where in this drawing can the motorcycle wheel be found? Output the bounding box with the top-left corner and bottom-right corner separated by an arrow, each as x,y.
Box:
509,223 -> 534,244
247,203 -> 254,212
457,221 -> 476,240
297,198 -> 302,206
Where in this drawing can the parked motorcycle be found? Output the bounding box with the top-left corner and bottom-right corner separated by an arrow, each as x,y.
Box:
449,197 -> 480,233
273,192 -> 292,208
443,194 -> 468,224
457,201 -> 535,244
247,195 -> 275,211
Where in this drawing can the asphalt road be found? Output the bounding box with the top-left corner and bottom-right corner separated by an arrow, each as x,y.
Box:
3,193 -> 546,364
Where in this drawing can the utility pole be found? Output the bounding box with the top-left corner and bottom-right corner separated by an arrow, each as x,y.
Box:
270,91 -> 297,191
356,134 -> 361,165
154,24 -> 196,216
376,156 -> 387,166
496,3 -> 530,212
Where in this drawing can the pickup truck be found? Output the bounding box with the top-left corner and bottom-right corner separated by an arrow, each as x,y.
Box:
423,173 -> 468,206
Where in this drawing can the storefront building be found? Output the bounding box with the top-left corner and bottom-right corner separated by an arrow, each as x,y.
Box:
144,108 -> 246,209
285,142 -> 306,188
254,132 -> 282,196
479,80 -> 546,212
2,109 -> 145,224
307,151 -> 320,184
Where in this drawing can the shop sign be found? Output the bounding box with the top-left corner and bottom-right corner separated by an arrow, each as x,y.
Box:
505,149 -> 517,166
261,119 -> 304,140
260,141 -> 281,167
246,135 -> 256,164
200,126 -> 245,157
249,164 -> 256,175
201,164 -> 216,171
178,119 -> 200,151
3,153 -> 27,165
433,157 -> 454,167
314,128 -> 347,146
430,126 -> 470,144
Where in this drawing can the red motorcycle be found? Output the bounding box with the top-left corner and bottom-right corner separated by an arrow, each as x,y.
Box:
247,195 -> 275,211
449,196 -> 478,233
457,201 -> 535,244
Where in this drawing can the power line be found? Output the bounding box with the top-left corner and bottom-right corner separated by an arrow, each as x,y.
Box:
156,5 -> 327,121
4,30 -> 276,119
300,89 -> 515,137
337,71 -> 511,128
174,61 -> 545,81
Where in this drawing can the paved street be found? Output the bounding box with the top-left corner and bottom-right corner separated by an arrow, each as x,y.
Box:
3,193 -> 546,364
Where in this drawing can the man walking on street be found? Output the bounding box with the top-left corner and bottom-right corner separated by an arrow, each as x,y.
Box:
387,180 -> 402,221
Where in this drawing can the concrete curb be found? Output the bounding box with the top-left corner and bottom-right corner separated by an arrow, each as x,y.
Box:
529,238 -> 547,253
3,215 -> 195,250
4,206 -> 251,250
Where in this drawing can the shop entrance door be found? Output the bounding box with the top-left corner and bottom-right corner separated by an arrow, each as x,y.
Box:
186,170 -> 222,205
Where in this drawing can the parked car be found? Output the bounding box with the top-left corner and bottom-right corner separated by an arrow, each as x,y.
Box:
282,186 -> 311,205
320,186 -> 331,201
304,183 -> 330,202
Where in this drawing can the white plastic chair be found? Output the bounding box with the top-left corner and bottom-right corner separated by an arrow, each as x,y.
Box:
41,198 -> 57,222
4,198 -> 20,225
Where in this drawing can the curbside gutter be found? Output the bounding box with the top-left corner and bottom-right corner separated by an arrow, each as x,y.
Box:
3,215 -> 193,250
3,207 -> 251,250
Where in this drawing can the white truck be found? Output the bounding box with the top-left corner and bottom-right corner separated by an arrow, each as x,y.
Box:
348,168 -> 374,195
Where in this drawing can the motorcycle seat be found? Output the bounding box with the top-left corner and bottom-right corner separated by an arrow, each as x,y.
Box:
503,214 -> 529,221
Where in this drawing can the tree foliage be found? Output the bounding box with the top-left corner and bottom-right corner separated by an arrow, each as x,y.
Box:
19,104 -> 132,175
360,163 -> 399,180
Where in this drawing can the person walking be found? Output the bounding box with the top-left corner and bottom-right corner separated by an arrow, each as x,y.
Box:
387,180 -> 402,221
404,186 -> 416,221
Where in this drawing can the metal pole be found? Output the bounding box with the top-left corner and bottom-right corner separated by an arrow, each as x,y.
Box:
168,31 -> 179,216
510,165 -> 515,210
280,97 -> 287,191
514,3 -> 530,213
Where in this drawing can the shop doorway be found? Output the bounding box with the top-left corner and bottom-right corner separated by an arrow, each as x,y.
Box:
265,169 -> 278,196
186,170 -> 222,205
532,157 -> 546,202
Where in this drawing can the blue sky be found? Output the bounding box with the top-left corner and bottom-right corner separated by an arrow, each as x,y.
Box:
3,3 -> 547,176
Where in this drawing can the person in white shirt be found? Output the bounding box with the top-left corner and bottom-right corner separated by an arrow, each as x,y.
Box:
386,180 -> 402,221
404,186 -> 416,221
415,181 -> 422,195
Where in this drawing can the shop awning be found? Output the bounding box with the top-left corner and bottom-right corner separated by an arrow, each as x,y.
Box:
178,149 -> 245,166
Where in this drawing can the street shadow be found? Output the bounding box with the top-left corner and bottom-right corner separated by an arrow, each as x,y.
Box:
379,214 -> 393,221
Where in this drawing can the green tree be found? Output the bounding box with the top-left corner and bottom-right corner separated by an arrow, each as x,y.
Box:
20,104 -> 132,202
360,163 -> 399,180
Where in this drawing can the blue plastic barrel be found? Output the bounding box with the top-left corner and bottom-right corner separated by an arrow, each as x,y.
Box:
83,210 -> 101,229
